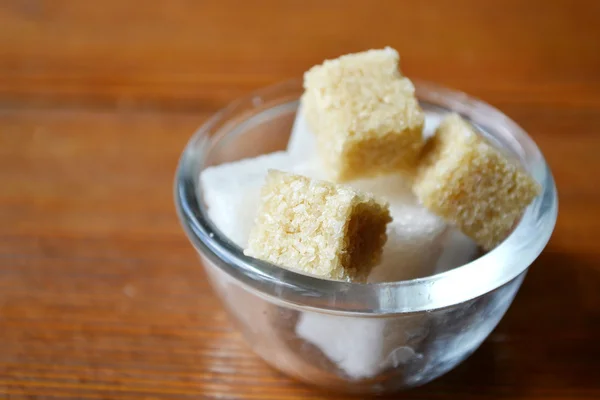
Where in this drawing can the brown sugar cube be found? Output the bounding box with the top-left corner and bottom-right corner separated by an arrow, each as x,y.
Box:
413,114 -> 541,250
301,47 -> 425,182
244,170 -> 391,282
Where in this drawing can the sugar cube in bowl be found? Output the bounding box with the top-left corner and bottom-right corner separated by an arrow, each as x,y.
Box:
176,63 -> 556,394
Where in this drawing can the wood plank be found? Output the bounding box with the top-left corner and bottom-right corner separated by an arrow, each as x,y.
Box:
0,0 -> 599,398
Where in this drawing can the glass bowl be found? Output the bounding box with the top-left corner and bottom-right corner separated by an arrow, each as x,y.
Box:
174,79 -> 557,394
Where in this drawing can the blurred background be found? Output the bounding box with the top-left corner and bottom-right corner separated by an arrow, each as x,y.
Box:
1,1 -> 599,399
3,1 -> 598,111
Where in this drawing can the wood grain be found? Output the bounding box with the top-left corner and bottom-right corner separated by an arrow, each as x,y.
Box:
1,0 -> 599,398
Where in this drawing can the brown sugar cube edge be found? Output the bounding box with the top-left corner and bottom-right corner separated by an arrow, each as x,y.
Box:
301,48 -> 425,182
244,170 -> 392,282
413,114 -> 542,250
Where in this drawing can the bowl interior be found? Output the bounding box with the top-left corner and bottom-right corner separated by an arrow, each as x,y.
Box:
175,79 -> 558,315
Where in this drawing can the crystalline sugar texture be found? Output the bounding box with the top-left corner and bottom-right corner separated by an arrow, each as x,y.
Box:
301,48 -> 425,181
414,113 -> 541,249
287,108 -> 443,170
244,170 -> 391,282
200,151 -> 293,247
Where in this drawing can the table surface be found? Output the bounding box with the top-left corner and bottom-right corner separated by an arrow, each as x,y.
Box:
1,1 -> 599,399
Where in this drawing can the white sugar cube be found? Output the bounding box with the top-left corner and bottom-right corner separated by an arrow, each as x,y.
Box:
200,151 -> 293,247
434,228 -> 479,273
296,312 -> 426,380
347,174 -> 448,282
282,168 -> 450,281
423,113 -> 443,139
295,228 -> 472,381
203,121 -> 479,383
287,105 -> 318,160
369,221 -> 446,282
296,313 -> 387,379
290,160 -> 328,181
294,173 -> 445,379
350,172 -> 477,278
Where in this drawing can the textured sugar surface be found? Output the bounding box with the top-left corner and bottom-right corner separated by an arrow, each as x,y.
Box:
203,153 -> 479,380
288,162 -> 453,281
244,171 -> 391,282
200,151 -> 294,247
286,165 -> 472,281
415,114 -> 541,249
301,47 -> 425,181
288,108 -> 442,168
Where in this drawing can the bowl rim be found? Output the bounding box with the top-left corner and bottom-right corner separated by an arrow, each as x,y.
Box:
174,78 -> 558,315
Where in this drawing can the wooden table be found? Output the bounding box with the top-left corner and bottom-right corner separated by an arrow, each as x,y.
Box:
1,1 -> 599,398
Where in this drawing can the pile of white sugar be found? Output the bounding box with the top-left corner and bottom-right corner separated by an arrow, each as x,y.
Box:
200,111 -> 478,379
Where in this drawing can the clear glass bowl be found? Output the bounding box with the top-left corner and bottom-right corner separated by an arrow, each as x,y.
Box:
174,79 -> 557,394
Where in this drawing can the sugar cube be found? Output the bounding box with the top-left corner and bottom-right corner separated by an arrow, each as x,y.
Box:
205,264 -> 302,374
245,170 -> 391,282
423,113 -> 443,139
434,228 -> 480,273
287,104 -> 318,160
288,108 -> 441,162
369,222 -> 446,283
301,47 -> 425,182
342,174 -> 447,282
414,114 -> 541,250
296,313 -> 387,379
200,151 -> 293,247
296,311 -> 427,380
